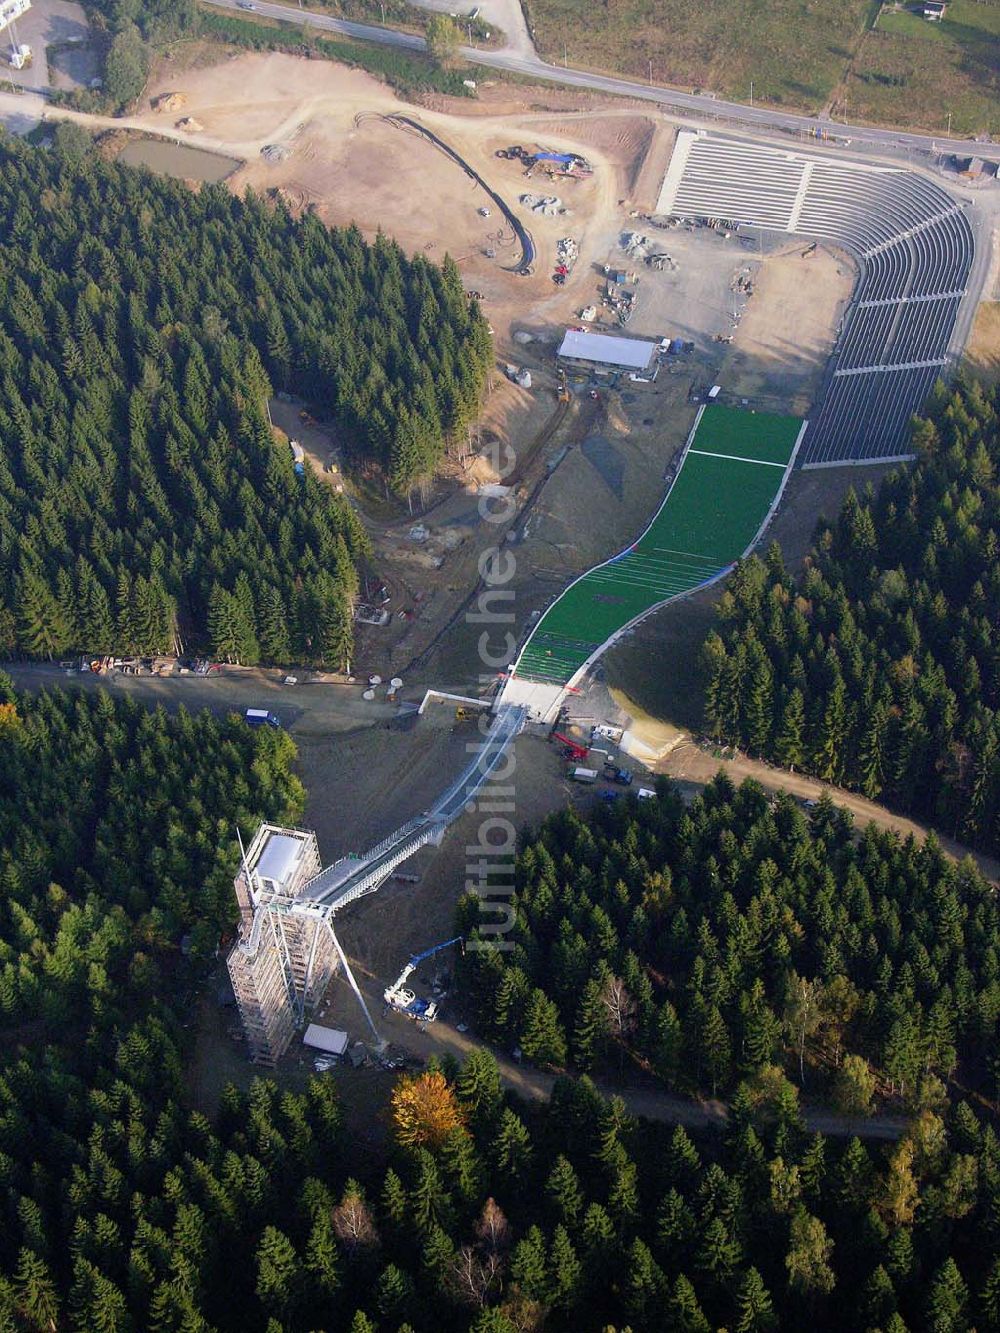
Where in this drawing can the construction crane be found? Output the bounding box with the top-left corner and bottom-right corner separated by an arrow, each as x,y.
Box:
383,937 -> 463,1023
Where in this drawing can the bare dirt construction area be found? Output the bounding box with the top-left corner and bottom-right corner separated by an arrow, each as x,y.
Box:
720,242 -> 855,414
134,53 -> 660,356
120,52 -> 856,705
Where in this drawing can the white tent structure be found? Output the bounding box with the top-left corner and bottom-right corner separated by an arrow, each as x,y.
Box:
303,1025 -> 349,1056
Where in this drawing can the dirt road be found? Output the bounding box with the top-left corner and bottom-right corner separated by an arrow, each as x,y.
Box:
316,961 -> 907,1140
3,660 -> 392,735
661,738 -> 1000,883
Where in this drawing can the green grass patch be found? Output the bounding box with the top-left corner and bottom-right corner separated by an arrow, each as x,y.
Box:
515,406 -> 802,685
264,0 -> 502,44
850,0 -> 1000,134
523,0 -> 874,109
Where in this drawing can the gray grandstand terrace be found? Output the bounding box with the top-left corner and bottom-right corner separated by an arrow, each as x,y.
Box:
657,132 -> 975,466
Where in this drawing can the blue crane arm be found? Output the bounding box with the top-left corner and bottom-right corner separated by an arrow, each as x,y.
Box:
408,936 -> 463,967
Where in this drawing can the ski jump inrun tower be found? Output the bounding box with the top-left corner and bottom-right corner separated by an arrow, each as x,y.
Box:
227,704 -> 525,1066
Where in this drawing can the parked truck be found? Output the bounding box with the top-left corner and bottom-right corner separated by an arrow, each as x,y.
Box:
245,709 -> 281,729
568,766 -> 598,784
604,763 -> 633,786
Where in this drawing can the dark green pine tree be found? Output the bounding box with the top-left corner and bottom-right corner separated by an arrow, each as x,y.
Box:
454,1048 -> 502,1127
667,1274 -> 712,1333
439,1126 -> 482,1205
421,1223 -> 455,1280
509,1224 -> 548,1302
774,688 -> 805,770
857,695 -> 890,799
380,1168 -> 408,1235
545,1154 -> 584,1229
734,1266 -> 776,1332
743,644 -> 775,756
257,584 -> 291,664
548,1225 -> 581,1309
303,1213 -> 340,1303
13,1249 -> 60,1333
623,1238 -> 667,1327
978,1257 -> 1000,1329
519,988 -> 568,1067
409,1149 -> 451,1233
207,584 -> 239,664
373,1264 -> 412,1324
700,1003 -> 732,1095
572,976 -> 606,1071
231,571 -> 260,666
492,1109 -> 534,1188
925,1257 -> 969,1333
68,1257 -> 129,1333
254,1226 -> 303,1325
18,567 -> 71,660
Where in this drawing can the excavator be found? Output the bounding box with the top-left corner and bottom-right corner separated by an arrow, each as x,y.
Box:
383,937 -> 464,1023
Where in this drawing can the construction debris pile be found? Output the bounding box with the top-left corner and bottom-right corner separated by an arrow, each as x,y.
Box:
498,145 -> 594,179
521,193 -> 566,217
551,236 -> 578,286
620,230 -> 651,259
261,143 -> 291,164
505,364 -> 532,389
731,266 -> 756,297
154,92 -> 187,113
601,263 -> 640,325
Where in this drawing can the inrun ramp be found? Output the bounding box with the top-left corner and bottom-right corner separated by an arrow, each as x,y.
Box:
511,406 -> 803,688
656,131 -> 975,466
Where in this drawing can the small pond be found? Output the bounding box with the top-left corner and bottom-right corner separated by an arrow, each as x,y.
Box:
118,139 -> 241,183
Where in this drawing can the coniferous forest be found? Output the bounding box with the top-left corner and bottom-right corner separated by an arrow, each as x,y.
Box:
0,133 -> 491,664
2,688 -> 1000,1332
458,773 -> 1000,1108
699,380 -> 1000,854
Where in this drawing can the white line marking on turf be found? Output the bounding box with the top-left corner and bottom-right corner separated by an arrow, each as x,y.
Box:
688,449 -> 789,468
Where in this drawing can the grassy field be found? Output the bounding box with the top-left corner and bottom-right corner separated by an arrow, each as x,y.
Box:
524,0 -> 878,107
525,0 -> 999,131
843,0 -> 1000,134
514,405 -> 802,685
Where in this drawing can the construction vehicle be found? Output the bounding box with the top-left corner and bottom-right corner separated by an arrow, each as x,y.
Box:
455,706 -> 473,722
552,730 -> 588,761
604,763 -> 633,786
569,766 -> 599,784
383,937 -> 463,1022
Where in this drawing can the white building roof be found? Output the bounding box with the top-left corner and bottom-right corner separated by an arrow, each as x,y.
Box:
557,329 -> 656,371
303,1025 -> 349,1055
254,832 -> 306,891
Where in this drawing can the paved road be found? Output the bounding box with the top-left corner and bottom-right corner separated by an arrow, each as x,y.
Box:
204,0 -> 990,158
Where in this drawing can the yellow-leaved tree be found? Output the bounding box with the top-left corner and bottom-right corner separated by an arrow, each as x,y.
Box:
391,1070 -> 466,1149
